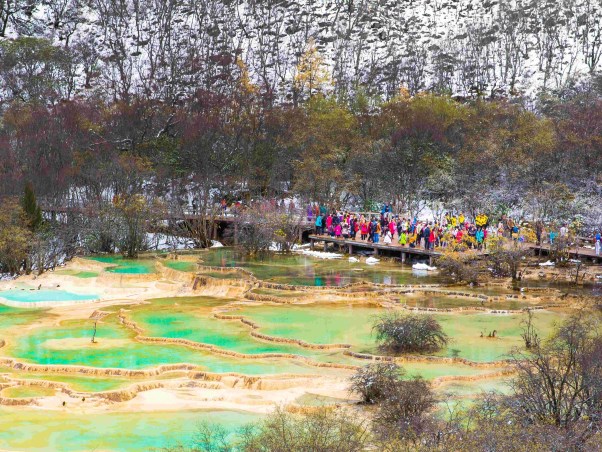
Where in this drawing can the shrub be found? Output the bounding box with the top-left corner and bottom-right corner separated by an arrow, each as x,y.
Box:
486,237 -> 529,280
373,312 -> 449,354
435,249 -> 480,284
239,407 -> 370,452
510,314 -> 602,432
349,362 -> 438,446
373,376 -> 437,443
0,197 -> 32,274
549,235 -> 571,266
349,362 -> 403,404
229,204 -> 302,254
163,407 -> 370,452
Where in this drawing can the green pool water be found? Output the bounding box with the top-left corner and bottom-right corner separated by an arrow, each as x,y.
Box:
52,270 -> 100,278
434,311 -> 563,362
163,260 -> 198,272
234,303 -> 379,353
399,362 -> 500,380
200,248 -> 446,287
403,295 -> 535,311
199,271 -> 246,280
0,289 -> 98,304
8,373 -> 132,392
0,305 -> 48,330
87,256 -> 157,274
436,377 -> 511,397
250,288 -> 306,298
0,408 -> 260,451
128,297 -> 324,357
234,303 -> 564,362
7,316 -> 332,375
1,385 -> 55,398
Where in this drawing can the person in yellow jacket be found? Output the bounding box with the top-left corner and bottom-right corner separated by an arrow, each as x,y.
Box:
399,230 -> 408,246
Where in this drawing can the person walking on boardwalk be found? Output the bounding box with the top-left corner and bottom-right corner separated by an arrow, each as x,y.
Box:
383,228 -> 392,244
325,213 -> 333,235
374,221 -> 382,243
360,220 -> 368,241
399,229 -> 407,246
429,226 -> 436,250
315,214 -> 323,235
476,228 -> 484,250
423,223 -> 431,250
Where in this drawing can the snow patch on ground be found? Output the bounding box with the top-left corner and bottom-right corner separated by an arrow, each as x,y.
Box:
295,249 -> 343,259
146,233 -> 195,251
412,263 -> 437,271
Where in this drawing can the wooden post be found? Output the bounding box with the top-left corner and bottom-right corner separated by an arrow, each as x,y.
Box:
310,239 -> 315,250
348,244 -> 353,254
374,247 -> 379,256
401,252 -> 406,263
429,255 -> 433,266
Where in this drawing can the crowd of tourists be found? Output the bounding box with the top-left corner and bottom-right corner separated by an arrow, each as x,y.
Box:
309,203 -> 546,252
206,197 -> 601,256
312,207 -> 492,251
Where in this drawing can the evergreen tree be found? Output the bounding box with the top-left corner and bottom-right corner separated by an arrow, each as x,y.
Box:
21,182 -> 43,231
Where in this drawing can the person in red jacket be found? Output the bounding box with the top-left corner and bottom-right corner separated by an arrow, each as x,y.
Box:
360,221 -> 368,240
456,229 -> 464,243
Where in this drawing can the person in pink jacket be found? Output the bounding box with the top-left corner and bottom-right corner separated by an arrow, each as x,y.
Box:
388,220 -> 396,239
334,223 -> 342,237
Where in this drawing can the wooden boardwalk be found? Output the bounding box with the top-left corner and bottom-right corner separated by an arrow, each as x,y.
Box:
529,244 -> 602,263
309,235 -> 441,264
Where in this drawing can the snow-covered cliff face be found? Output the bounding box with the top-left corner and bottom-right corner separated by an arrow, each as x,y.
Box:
2,0 -> 601,101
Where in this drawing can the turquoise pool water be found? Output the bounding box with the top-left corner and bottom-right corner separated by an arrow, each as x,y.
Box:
87,256 -> 157,274
8,317 -> 332,375
0,289 -> 97,304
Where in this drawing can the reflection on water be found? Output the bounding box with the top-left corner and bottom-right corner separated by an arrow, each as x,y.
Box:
200,248 -> 445,287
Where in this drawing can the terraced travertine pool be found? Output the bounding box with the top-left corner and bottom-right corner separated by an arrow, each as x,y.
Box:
0,249 -> 586,451
0,368 -> 134,392
7,316 -> 333,375
233,303 -> 563,362
87,255 -> 158,274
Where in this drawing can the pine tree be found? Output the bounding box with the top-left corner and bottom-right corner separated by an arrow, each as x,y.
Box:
21,182 -> 43,231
